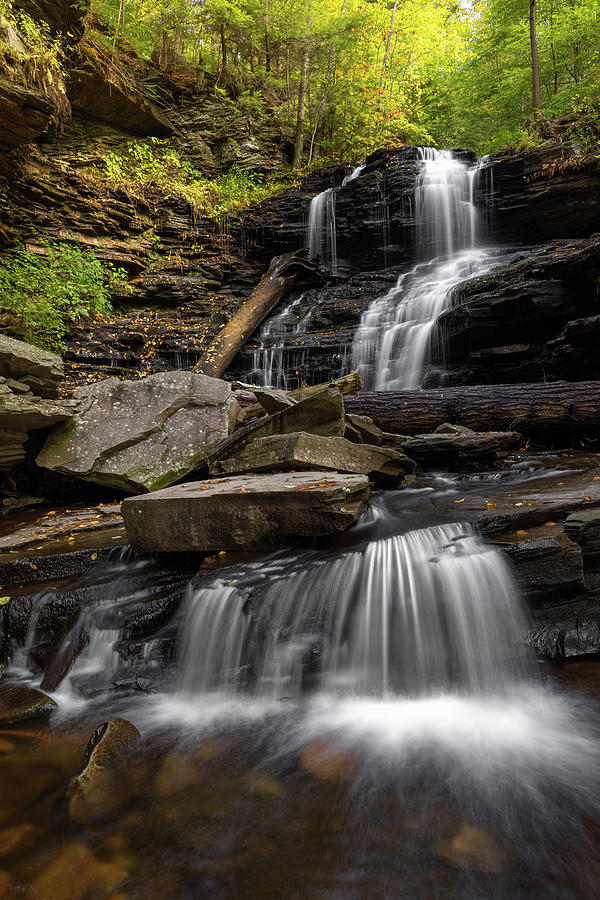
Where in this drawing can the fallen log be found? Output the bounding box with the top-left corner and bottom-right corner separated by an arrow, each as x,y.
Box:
343,381 -> 600,438
192,251 -> 323,379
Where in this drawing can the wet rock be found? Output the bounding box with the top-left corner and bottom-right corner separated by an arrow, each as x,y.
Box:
40,606 -> 90,692
206,386 -> 346,469
565,509 -> 600,592
379,431 -> 411,450
28,841 -> 127,900
401,432 -> 520,464
0,547 -> 118,590
0,335 -> 64,397
210,431 -> 415,483
0,681 -> 57,725
67,717 -> 141,822
526,600 -> 600,659
435,824 -> 504,874
121,471 -> 370,553
491,143 -> 600,244
301,738 -> 355,783
104,590 -> 185,636
37,371 -> 235,493
440,235 -> 600,384
492,526 -> 585,606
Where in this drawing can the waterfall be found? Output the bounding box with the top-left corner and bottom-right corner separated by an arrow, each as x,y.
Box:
352,148 -> 495,389
306,165 -> 363,274
250,293 -> 310,389
307,188 -> 337,273
176,523 -> 528,700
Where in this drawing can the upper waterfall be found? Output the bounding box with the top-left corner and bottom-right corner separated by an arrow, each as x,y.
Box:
415,147 -> 483,258
351,147 -> 494,390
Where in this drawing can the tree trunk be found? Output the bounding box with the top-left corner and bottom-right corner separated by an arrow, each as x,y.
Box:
292,47 -> 310,170
343,382 -> 600,439
530,0 -> 542,131
192,253 -> 322,380
220,24 -> 227,77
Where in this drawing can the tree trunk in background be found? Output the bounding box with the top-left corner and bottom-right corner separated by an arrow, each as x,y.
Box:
344,382 -> 600,440
292,47 -> 310,170
530,0 -> 542,131
220,24 -> 227,78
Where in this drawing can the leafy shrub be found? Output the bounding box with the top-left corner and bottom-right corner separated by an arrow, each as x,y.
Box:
98,138 -> 289,219
0,243 -> 128,351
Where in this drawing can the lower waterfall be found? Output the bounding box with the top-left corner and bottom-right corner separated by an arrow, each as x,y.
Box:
176,522 -> 528,698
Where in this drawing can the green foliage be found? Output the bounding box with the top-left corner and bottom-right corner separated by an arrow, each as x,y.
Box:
97,138 -> 291,218
0,244 -> 128,351
0,0 -> 69,123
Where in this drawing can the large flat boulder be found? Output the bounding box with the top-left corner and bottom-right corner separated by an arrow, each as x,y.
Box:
121,471 -> 370,552
210,432 -> 415,483
0,335 -> 64,397
37,372 -> 235,493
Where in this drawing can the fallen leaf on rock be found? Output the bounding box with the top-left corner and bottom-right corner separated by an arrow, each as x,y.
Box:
29,563 -> 37,570
0,597 -> 10,606
516,530 -> 526,535
544,522 -> 556,526
453,499 -> 466,504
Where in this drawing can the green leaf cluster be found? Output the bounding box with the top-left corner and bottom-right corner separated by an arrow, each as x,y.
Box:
97,138 -> 294,218
0,243 -> 128,351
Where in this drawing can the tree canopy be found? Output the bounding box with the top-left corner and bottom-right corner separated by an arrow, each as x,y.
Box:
42,0 -> 600,159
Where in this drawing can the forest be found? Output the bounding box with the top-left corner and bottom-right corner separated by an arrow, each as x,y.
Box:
91,0 -> 600,159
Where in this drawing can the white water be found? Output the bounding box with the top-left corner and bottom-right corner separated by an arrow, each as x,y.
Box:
176,523 -> 528,699
306,164 -> 364,274
352,148 -> 496,389
250,293 -> 311,388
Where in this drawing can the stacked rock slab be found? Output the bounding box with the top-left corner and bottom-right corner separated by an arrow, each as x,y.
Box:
210,432 -> 416,483
121,471 -> 370,553
0,336 -> 75,469
37,371 -> 237,493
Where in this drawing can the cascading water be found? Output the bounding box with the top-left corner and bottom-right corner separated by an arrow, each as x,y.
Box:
306,165 -> 364,275
307,188 -> 337,273
352,148 -> 498,389
176,522 -> 528,699
250,294 -> 311,389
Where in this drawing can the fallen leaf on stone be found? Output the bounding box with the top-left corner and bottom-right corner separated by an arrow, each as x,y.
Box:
544,522 -> 556,526
453,499 -> 466,504
67,537 -> 75,543
29,563 -> 37,570
585,496 -> 592,500
91,553 -> 98,560
593,477 -> 600,482
516,530 -> 526,535
0,597 -> 10,606
485,502 -> 496,508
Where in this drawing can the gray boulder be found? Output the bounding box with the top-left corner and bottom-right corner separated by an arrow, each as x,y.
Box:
0,334 -> 64,397
37,372 -> 236,494
210,432 -> 416,483
121,471 -> 370,552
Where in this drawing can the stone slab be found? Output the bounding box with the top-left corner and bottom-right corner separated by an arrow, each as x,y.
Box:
0,334 -> 63,397
210,432 -> 416,481
121,471 -> 370,552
